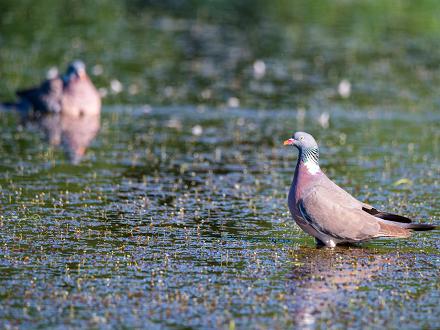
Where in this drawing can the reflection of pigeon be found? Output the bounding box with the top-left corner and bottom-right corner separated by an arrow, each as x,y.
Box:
6,60 -> 100,119
284,132 -> 436,247
40,112 -> 100,164
289,247 -> 401,327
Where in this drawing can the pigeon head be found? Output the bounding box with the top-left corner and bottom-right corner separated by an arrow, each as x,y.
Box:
284,132 -> 320,171
64,60 -> 87,81
284,132 -> 318,150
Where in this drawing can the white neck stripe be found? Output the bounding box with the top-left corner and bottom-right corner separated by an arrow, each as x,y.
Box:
304,160 -> 320,174
300,147 -> 320,175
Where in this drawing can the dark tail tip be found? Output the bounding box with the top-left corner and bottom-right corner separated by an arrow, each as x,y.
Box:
408,223 -> 437,231
1,102 -> 17,110
362,207 -> 412,223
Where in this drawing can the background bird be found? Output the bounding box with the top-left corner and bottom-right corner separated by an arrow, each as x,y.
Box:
284,131 -> 436,247
1,60 -> 101,163
8,60 -> 101,119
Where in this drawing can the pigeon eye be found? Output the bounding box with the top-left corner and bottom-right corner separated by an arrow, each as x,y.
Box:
300,136 -> 304,141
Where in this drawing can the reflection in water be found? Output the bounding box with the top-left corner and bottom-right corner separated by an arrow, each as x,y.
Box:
39,113 -> 100,164
289,247 -> 395,328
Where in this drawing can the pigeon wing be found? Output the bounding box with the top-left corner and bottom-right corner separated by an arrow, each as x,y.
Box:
299,185 -> 410,241
17,78 -> 63,113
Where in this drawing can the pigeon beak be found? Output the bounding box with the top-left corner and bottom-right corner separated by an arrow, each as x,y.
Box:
283,138 -> 296,146
77,70 -> 86,80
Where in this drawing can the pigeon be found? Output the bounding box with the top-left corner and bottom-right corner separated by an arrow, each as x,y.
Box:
284,132 -> 436,247
2,60 -> 101,163
6,60 -> 101,119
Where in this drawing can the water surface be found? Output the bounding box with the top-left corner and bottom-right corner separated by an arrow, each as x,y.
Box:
0,106 -> 438,329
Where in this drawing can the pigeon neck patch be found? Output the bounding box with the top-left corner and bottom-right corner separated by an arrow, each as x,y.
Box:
301,147 -> 320,174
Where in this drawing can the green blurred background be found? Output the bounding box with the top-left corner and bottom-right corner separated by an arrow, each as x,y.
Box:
1,0 -> 440,109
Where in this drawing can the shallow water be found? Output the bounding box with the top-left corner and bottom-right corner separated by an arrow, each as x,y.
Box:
0,106 -> 438,329
1,1 -> 440,328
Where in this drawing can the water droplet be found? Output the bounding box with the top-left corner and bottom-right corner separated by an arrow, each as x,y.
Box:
110,79 -> 123,94
338,79 -> 351,98
192,125 -> 203,136
228,97 -> 240,108
253,60 -> 266,79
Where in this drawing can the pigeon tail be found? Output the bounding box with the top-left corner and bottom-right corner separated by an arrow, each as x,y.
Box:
406,223 -> 437,231
363,207 -> 437,231
377,218 -> 437,231
1,101 -> 32,115
378,222 -> 411,238
1,102 -> 20,110
362,207 -> 412,223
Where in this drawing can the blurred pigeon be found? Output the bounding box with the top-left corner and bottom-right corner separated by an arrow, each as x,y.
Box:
284,132 -> 436,247
2,60 -> 101,163
5,60 -> 100,119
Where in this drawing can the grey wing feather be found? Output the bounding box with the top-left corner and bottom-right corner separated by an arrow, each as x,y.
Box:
299,185 -> 382,241
318,174 -> 372,209
319,173 -> 415,224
